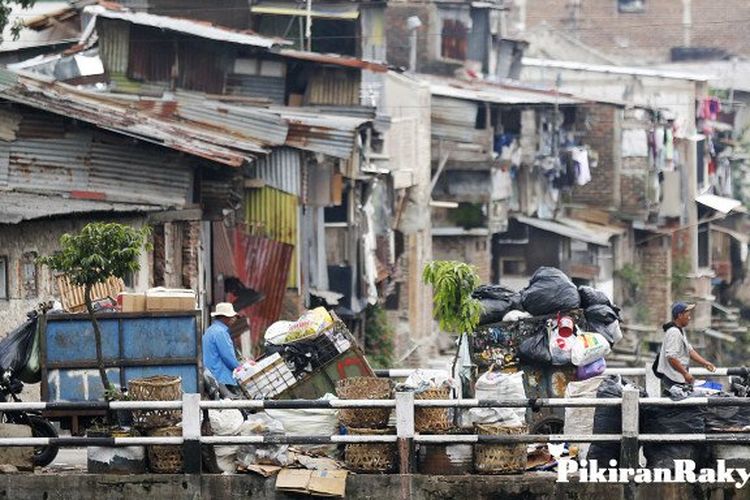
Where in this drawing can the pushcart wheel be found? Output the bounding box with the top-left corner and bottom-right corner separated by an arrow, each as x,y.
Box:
530,415 -> 564,435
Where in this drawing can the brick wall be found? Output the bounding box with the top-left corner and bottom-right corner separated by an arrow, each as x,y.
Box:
571,103 -> 621,210
518,0 -> 750,63
433,235 -> 491,283
620,158 -> 649,215
638,235 -> 672,325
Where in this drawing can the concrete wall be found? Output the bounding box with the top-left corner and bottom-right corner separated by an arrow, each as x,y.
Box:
516,0 -> 750,64
3,472 -> 750,500
0,215 -> 149,334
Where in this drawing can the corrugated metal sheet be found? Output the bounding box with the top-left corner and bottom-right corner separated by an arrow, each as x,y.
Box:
248,147 -> 302,196
306,68 -> 361,106
0,191 -> 158,224
88,138 -> 191,205
8,136 -> 90,193
423,73 -> 584,105
431,96 -> 488,143
237,233 -> 294,352
245,186 -> 298,288
177,41 -> 229,94
87,5 -> 287,49
280,111 -> 367,159
5,125 -> 191,207
225,74 -> 286,104
98,18 -> 130,76
128,24 -> 174,83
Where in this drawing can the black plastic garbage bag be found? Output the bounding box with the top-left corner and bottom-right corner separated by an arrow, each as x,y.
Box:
520,267 -> 580,316
704,393 -> 750,431
0,314 -> 38,376
585,304 -> 622,344
642,395 -> 705,469
588,376 -> 647,463
579,286 -> 616,309
473,286 -> 523,325
518,331 -> 551,365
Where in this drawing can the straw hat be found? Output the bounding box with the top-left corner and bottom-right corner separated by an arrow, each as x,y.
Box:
211,302 -> 238,318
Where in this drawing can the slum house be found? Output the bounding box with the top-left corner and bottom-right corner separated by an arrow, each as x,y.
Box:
78,5 -> 434,356
521,57 -> 747,359
420,75 -> 622,289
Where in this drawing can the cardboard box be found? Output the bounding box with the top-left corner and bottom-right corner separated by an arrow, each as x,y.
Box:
119,292 -> 146,313
276,469 -> 347,497
145,288 -> 196,312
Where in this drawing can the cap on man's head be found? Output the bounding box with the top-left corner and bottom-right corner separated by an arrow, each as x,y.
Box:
671,302 -> 695,319
211,302 -> 238,318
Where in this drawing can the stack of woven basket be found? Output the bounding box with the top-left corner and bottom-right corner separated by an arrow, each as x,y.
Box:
336,377 -> 395,473
129,375 -> 183,473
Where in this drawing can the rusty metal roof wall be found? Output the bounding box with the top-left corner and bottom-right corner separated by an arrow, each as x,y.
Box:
5,124 -> 192,207
305,67 -> 361,106
275,49 -> 389,73
86,5 -> 287,49
0,191 -> 159,225
250,147 -> 302,196
98,18 -> 130,76
225,74 -> 286,105
0,69 -> 267,167
278,110 -> 368,159
421,73 -> 584,106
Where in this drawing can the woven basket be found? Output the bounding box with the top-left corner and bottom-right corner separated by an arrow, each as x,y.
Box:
129,376 -> 182,429
345,427 -> 397,473
415,387 -> 453,433
336,377 -> 392,429
474,424 -> 527,474
147,426 -> 183,474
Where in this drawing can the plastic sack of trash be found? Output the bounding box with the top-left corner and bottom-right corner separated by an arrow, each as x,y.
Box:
473,285 -> 522,325
520,267 -> 580,316
588,376 -> 646,463
564,376 -> 606,460
0,313 -> 38,377
570,333 -> 611,366
236,412 -> 290,467
576,358 -> 606,380
265,393 -> 339,455
642,392 -> 705,469
468,371 -> 526,426
704,393 -> 750,431
518,331 -> 551,365
578,286 -> 613,308
548,327 -> 575,365
584,305 -> 622,345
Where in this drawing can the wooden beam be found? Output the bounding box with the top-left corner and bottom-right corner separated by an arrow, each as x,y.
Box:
430,142 -> 454,193
148,208 -> 203,223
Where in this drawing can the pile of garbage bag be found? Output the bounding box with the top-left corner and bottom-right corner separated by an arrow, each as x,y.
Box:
472,267 -> 622,371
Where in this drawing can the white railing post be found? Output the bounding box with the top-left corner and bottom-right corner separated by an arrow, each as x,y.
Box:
182,393 -> 202,474
644,361 -> 661,397
395,391 -> 415,474
620,388 -> 639,466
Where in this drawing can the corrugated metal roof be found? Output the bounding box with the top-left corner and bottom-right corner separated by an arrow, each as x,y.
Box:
86,5 -> 287,49
422,74 -> 584,105
695,193 -> 745,214
514,215 -> 613,246
279,109 -> 368,159
275,49 -> 389,73
0,191 -> 159,224
249,147 -> 302,196
522,57 -> 710,82
251,2 -> 359,20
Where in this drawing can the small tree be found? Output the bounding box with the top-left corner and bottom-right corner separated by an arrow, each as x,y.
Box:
40,223 -> 150,397
422,261 -> 482,335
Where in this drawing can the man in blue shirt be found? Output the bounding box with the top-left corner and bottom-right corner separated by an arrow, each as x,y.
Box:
202,302 -> 241,395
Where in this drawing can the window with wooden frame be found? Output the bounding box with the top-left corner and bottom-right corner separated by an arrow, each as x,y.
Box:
441,18 -> 468,61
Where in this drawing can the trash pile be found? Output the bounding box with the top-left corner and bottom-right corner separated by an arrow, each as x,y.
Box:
471,267 -> 621,377
232,307 -> 366,400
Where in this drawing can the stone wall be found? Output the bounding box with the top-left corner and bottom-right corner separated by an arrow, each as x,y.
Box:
638,235 -> 672,325
432,235 -> 491,283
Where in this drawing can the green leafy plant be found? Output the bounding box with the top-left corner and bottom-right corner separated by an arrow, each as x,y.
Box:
422,261 -> 482,334
364,304 -> 394,369
40,223 -> 151,398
